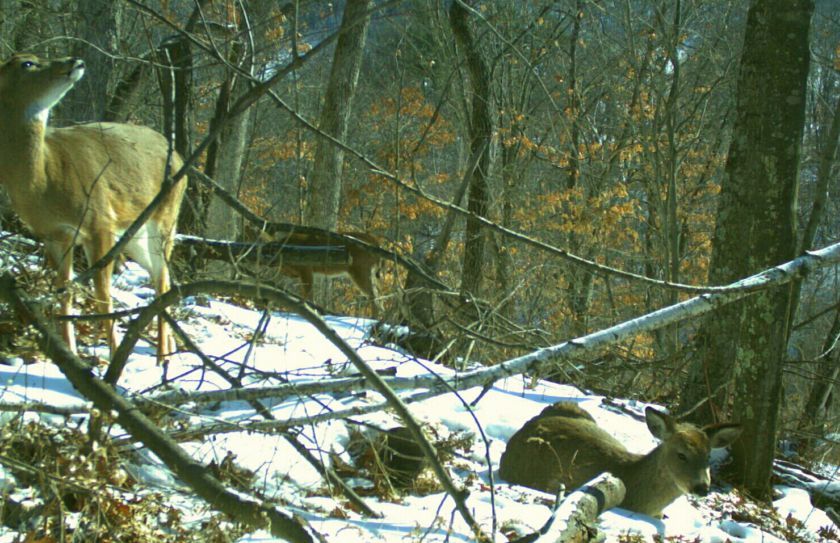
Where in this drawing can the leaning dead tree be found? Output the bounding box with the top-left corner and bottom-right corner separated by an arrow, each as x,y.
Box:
149,240 -> 840,410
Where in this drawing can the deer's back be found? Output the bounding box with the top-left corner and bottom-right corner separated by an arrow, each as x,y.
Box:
499,403 -> 638,494
14,122 -> 183,242
281,230 -> 382,276
45,123 -> 181,220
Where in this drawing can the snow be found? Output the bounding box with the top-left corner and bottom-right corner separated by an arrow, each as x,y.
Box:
775,487 -> 836,538
0,260 -> 837,542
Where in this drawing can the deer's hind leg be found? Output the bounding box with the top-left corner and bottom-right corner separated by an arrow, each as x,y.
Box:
123,222 -> 174,363
153,258 -> 175,362
350,260 -> 383,316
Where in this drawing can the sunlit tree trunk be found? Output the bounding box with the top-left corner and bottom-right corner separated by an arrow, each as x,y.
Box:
679,0 -> 813,499
449,0 -> 493,298
205,67 -> 250,242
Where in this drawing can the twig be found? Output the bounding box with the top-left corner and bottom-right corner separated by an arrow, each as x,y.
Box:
162,312 -> 380,518
96,278 -> 490,540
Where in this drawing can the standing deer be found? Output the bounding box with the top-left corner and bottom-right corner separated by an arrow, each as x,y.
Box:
250,228 -> 384,314
0,54 -> 186,363
498,402 -> 742,517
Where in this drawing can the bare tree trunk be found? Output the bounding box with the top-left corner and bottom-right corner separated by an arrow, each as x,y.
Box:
200,1 -> 263,243
305,0 -> 373,229
660,0 -> 683,355
679,0 -> 813,499
562,1 -> 592,337
68,0 -> 121,122
205,64 -> 251,242
449,0 -> 493,298
158,37 -> 193,160
104,61 -> 148,123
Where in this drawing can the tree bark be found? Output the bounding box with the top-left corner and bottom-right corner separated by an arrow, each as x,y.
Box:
68,0 -> 121,122
205,74 -> 250,241
305,0 -> 373,229
158,37 -> 193,160
203,10 -> 253,243
158,4 -> 207,235
678,0 -> 813,499
449,0 -> 493,298
104,61 -> 147,123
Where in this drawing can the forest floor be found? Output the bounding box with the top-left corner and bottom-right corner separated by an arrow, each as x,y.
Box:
0,254 -> 836,542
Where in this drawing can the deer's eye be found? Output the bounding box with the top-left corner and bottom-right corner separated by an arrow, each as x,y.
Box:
677,452 -> 688,462
20,61 -> 36,69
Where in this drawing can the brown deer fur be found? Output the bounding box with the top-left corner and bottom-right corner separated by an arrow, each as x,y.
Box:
0,54 -> 185,362
498,402 -> 741,517
252,228 -> 384,313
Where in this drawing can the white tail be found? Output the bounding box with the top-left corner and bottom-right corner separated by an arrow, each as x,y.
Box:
253,229 -> 384,314
498,402 -> 742,517
0,54 -> 186,363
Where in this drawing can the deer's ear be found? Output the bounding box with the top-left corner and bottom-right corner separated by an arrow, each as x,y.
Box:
645,407 -> 675,439
705,423 -> 742,448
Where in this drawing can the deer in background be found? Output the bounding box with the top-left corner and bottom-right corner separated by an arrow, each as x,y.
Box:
498,402 -> 742,517
0,53 -> 186,363
248,227 -> 385,315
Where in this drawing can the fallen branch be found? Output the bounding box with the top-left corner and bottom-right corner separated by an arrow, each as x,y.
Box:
774,459 -> 840,511
100,278 -> 491,541
0,402 -> 87,416
113,389 -> 442,445
173,234 -> 350,267
512,473 -> 625,543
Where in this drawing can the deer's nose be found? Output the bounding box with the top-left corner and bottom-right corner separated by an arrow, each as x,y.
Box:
691,482 -> 710,496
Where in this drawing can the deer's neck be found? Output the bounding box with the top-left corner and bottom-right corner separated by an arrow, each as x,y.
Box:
0,106 -> 49,201
615,447 -> 682,517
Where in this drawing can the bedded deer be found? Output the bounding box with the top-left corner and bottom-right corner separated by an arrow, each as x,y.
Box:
249,228 -> 384,314
0,53 -> 186,363
498,402 -> 742,517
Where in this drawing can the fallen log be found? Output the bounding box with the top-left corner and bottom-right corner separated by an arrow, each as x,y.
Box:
774,458 -> 840,511
512,472 -> 625,543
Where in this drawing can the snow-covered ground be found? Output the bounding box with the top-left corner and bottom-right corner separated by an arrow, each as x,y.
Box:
0,260 -> 836,542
